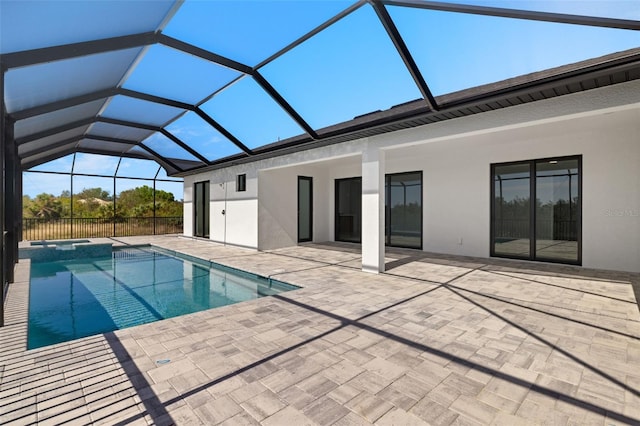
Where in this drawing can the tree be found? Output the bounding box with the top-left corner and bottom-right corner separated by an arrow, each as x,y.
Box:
76,187 -> 111,201
117,186 -> 181,217
26,193 -> 63,220
117,185 -> 154,212
97,202 -> 126,221
22,186 -> 182,220
59,191 -> 71,217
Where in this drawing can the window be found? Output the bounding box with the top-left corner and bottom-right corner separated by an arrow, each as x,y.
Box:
491,155 -> 581,265
236,174 -> 246,192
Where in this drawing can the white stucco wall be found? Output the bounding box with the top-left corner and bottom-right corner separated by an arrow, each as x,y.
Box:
258,163 -> 337,250
182,168 -> 259,249
182,179 -> 194,237
182,80 -> 640,272
382,107 -> 640,272
212,170 -> 258,249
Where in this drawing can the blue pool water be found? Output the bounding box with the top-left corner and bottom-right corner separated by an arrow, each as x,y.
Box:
28,246 -> 297,349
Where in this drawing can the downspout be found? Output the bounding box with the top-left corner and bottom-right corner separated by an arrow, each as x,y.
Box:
223,181 -> 227,246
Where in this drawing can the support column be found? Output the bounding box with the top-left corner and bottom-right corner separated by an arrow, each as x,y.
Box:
16,168 -> 22,243
4,116 -> 16,284
1,63 -> 6,326
361,143 -> 385,273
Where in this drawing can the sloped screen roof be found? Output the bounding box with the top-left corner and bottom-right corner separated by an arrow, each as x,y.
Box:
1,0 -> 639,176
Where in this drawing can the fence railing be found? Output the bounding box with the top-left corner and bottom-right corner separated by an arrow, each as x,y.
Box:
22,217 -> 183,241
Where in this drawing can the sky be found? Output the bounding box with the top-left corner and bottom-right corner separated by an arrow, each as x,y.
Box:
7,0 -> 640,198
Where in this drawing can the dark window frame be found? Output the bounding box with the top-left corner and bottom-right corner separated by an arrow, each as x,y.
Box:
193,180 -> 210,238
334,176 -> 362,244
297,176 -> 313,243
490,155 -> 582,265
236,174 -> 246,192
385,170 -> 423,250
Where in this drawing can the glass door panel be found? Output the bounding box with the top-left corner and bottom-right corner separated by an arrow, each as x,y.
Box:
194,181 -> 209,238
386,172 -> 422,249
335,177 -> 361,243
298,176 -> 312,243
492,163 -> 531,258
535,158 -> 580,262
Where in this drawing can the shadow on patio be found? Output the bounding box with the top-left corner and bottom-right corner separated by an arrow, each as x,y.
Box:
2,237 -> 639,424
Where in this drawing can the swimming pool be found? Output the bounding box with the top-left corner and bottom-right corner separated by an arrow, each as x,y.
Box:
28,246 -> 297,349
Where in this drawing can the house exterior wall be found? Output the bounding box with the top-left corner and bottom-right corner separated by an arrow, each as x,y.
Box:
183,168 -> 258,248
182,80 -> 640,272
382,107 -> 640,272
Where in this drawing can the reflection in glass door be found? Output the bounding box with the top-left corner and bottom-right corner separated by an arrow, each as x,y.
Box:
335,177 -> 361,243
535,158 -> 580,262
298,176 -> 313,242
386,172 -> 422,249
491,156 -> 581,264
194,181 -> 209,238
492,163 -> 531,258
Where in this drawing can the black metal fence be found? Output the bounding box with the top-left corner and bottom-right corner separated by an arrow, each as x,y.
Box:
22,217 -> 183,241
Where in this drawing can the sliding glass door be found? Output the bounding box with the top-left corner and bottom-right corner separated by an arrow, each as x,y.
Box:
386,172 -> 422,249
335,177 -> 362,243
491,156 -> 581,264
335,173 -> 423,248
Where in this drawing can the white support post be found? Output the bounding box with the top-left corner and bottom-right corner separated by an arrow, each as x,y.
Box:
361,143 -> 385,273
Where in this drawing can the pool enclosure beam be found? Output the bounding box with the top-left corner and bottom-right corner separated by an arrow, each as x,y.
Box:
192,108 -> 252,155
5,4 -> 638,178
158,35 -> 320,142
159,129 -> 211,166
370,0 -> 439,112
17,129 -> 185,174
0,136 -> 24,328
252,72 -> 319,140
81,133 -> 186,174
21,145 -> 172,171
3,111 -> 18,292
118,88 -> 193,111
1,64 -> 5,326
9,88 -> 116,121
383,0 -> 640,31
1,32 -> 158,69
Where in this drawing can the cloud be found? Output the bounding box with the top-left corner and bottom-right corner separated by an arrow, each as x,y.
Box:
73,153 -> 120,175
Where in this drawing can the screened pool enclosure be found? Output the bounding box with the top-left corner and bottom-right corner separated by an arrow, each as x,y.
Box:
22,152 -> 183,241
1,0 -> 640,324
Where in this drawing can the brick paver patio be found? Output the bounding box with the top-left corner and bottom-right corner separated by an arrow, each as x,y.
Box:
2,235 -> 639,425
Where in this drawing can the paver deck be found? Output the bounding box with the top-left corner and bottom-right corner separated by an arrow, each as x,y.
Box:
2,235 -> 639,425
